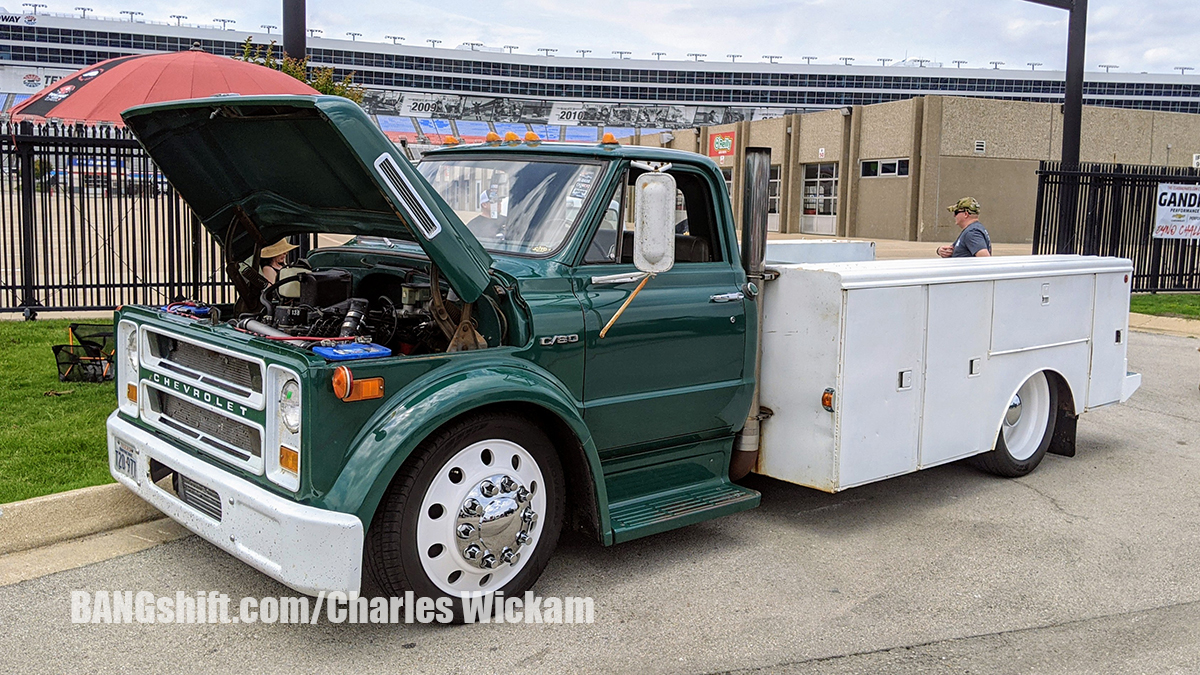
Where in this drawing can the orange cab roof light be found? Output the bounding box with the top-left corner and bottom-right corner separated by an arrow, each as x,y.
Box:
485,131 -> 502,142
524,131 -> 542,142
600,132 -> 618,145
503,131 -> 521,142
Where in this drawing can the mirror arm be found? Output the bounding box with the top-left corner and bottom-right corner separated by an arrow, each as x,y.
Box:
599,273 -> 653,339
590,271 -> 649,285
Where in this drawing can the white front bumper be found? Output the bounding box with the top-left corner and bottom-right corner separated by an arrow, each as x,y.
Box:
107,412 -> 363,595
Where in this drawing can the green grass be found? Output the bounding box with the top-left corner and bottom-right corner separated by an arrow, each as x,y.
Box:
1129,293 -> 1200,320
0,318 -> 116,504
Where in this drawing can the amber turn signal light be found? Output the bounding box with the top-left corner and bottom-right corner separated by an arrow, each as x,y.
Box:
821,388 -> 836,412
126,383 -> 138,403
279,446 -> 299,474
332,366 -> 384,402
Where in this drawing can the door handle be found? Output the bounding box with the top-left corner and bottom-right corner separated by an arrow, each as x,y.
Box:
709,292 -> 744,303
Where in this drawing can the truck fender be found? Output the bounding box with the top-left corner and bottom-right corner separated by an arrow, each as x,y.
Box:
320,357 -> 612,543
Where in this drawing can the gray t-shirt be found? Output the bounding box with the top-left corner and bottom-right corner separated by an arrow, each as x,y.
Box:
952,221 -> 992,257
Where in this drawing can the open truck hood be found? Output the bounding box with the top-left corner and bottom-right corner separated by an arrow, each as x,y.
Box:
121,95 -> 494,303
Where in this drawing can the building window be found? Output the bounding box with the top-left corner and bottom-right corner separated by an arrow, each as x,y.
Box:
720,167 -> 733,197
801,162 -> 838,235
860,158 -> 910,177
768,165 -> 781,214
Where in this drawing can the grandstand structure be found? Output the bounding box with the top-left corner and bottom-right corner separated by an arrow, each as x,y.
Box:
0,9 -> 1197,143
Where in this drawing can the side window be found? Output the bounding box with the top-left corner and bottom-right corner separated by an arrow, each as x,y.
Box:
583,168 -> 722,265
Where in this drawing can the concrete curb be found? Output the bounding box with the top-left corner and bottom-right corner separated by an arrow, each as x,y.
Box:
1129,312 -> 1200,339
0,483 -> 162,556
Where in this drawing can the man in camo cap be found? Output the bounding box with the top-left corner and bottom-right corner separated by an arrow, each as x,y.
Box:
936,197 -> 992,258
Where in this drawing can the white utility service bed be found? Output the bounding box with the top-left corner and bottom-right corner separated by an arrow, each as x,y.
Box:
758,254 -> 1140,492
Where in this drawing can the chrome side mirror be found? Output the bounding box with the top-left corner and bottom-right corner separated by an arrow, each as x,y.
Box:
633,172 -> 676,274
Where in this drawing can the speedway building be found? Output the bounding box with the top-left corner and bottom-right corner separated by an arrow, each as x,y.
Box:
0,8 -> 1198,147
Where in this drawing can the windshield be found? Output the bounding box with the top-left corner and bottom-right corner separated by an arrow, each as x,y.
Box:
417,157 -> 606,256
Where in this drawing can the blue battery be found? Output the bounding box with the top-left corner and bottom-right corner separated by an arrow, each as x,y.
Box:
313,343 -> 393,361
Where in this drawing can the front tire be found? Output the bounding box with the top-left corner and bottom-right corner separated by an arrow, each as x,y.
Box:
364,412 -> 565,617
973,371 -> 1058,477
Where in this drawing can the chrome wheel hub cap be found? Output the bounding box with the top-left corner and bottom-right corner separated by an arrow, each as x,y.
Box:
455,473 -> 536,570
1005,393 -> 1023,426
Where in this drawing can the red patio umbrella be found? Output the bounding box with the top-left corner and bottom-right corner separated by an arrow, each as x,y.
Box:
11,46 -> 319,125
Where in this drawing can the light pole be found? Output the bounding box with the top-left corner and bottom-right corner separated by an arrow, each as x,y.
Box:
307,29 -> 322,38
1176,66 -> 1195,75
576,49 -> 591,57
1098,64 -> 1117,73
503,45 -> 518,53
763,55 -> 781,64
213,18 -> 235,30
687,53 -> 706,62
878,58 -> 892,67
261,24 -> 277,34
385,35 -> 404,45
801,56 -> 817,65
914,58 -> 930,67
538,48 -> 556,57
990,60 -> 1004,69
652,52 -> 666,60
953,59 -> 967,68
22,3 -> 46,14
613,50 -> 631,59
346,32 -> 361,41
839,57 -> 854,66
1023,0 -> 1089,171
427,39 -> 441,48
465,42 -> 482,50
75,6 -> 92,18
169,14 -> 186,25
727,54 -> 741,62
1028,62 -> 1043,70
120,10 -> 143,22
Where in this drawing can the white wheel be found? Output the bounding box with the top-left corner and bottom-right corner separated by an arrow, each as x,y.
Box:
973,371 -> 1059,477
364,413 -> 565,614
1000,372 -> 1053,461
416,439 -> 547,595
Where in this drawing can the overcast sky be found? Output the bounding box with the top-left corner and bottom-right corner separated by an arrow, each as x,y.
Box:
35,0 -> 1200,74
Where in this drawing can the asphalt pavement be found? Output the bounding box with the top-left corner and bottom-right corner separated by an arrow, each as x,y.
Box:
1,330 -> 1198,674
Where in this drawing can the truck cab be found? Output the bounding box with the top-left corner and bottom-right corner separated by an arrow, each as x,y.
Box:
109,96 -> 759,605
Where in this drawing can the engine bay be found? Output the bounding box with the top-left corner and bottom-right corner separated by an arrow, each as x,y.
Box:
171,256 -> 508,360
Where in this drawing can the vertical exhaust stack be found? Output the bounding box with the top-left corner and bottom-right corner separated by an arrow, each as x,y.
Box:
731,147 -> 770,481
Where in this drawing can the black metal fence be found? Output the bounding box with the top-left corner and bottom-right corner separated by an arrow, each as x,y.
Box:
0,121 -> 233,316
1033,161 -> 1200,292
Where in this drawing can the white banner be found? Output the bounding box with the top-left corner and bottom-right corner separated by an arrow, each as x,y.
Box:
1153,183 -> 1200,240
548,102 -> 585,126
0,66 -> 75,94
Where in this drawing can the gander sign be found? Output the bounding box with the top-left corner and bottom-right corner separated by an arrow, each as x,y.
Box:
1153,183 -> 1200,240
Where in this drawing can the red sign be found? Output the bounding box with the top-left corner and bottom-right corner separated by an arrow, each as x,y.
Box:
708,131 -> 736,157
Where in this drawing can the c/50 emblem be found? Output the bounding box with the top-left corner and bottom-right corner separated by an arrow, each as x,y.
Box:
539,334 -> 580,346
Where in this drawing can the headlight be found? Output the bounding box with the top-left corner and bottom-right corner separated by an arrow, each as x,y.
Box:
125,328 -> 138,374
279,379 -> 301,433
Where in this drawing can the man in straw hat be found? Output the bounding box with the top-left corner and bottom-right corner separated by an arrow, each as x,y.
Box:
259,239 -> 298,284
936,197 -> 992,258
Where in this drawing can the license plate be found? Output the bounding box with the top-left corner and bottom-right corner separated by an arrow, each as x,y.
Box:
114,440 -> 139,481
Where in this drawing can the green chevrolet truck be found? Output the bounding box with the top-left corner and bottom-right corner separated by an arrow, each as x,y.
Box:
108,95 -> 1140,605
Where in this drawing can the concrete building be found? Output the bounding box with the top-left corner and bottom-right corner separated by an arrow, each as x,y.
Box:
641,96 -> 1200,244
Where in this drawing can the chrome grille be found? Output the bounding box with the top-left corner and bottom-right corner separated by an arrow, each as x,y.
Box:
177,474 -> 222,521
148,331 -> 262,397
154,390 -> 262,460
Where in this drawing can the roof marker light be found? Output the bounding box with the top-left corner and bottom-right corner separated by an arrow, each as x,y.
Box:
503,131 -> 520,142
524,131 -> 542,143
600,132 -> 618,145
485,131 -> 501,142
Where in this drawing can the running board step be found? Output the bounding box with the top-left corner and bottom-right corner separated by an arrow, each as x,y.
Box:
608,481 -> 760,544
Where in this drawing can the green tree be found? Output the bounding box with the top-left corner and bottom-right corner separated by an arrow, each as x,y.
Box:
236,37 -> 364,103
